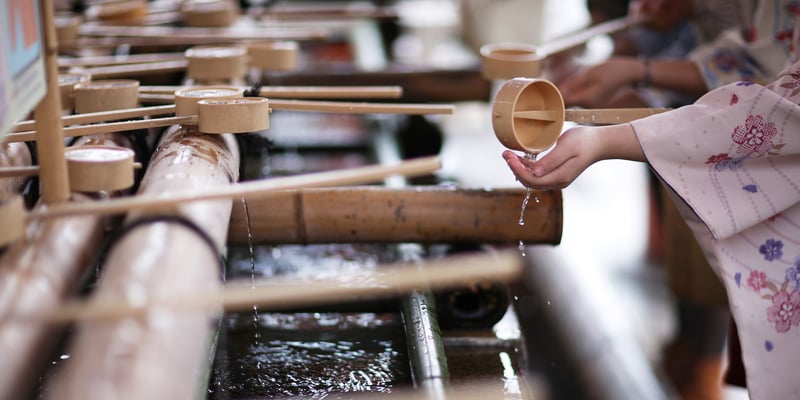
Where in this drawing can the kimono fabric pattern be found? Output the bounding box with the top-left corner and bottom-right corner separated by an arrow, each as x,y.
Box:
631,61 -> 800,399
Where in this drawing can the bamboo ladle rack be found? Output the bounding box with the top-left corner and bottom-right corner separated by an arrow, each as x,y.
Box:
492,77 -> 667,153
480,14 -> 645,80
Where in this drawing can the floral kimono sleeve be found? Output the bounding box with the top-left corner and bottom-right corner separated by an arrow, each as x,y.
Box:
631,63 -> 800,241
630,61 -> 800,399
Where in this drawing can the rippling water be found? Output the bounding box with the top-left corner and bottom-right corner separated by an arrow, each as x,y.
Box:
211,244 -> 411,399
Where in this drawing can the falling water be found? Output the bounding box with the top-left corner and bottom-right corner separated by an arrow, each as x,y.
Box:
241,197 -> 260,340
518,153 -> 539,257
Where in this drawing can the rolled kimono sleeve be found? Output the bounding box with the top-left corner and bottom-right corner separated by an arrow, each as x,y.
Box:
630,64 -> 800,240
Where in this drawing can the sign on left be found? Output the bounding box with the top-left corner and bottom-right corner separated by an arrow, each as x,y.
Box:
0,0 -> 46,140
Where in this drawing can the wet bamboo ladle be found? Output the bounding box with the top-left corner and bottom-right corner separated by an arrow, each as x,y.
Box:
492,77 -> 668,153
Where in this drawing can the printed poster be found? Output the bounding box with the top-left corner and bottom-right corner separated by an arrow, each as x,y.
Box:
0,0 -> 46,139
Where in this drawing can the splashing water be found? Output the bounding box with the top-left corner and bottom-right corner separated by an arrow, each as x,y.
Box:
518,153 -> 541,257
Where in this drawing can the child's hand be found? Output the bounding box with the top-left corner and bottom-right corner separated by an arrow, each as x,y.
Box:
502,126 -> 598,190
502,124 -> 645,190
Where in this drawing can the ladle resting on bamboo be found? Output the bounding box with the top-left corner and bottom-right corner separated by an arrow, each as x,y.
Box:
6,99 -> 455,143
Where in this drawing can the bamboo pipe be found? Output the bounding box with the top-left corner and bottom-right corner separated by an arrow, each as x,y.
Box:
44,127 -> 239,400
25,156 -> 441,220
0,162 -> 142,178
227,187 -> 562,245
139,85 -> 404,99
34,250 -> 523,323
5,101 -> 454,142
0,131 -> 140,400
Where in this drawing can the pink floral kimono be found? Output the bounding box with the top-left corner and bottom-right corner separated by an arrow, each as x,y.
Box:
631,58 -> 800,399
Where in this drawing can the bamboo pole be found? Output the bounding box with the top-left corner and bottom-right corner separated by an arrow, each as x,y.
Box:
12,105 -> 176,132
226,187 -> 562,245
75,60 -> 188,80
139,85 -> 404,99
539,15 -> 644,58
26,156 -> 441,220
33,0 -> 70,203
34,250 -> 523,323
58,52 -> 186,68
268,99 -> 455,114
0,162 -> 142,178
6,100 -> 453,142
7,116 -> 195,143
77,24 -> 330,42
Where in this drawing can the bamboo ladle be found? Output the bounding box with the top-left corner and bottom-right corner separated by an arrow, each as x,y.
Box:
492,77 -> 667,153
480,14 -> 644,80
5,97 -> 455,143
62,42 -> 294,82
23,83 -> 403,134
27,248 -> 521,324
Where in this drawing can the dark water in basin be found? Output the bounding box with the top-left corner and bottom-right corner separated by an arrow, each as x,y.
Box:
210,244 -> 412,399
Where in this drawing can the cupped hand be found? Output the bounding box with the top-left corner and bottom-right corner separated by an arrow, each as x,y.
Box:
502,126 -> 600,190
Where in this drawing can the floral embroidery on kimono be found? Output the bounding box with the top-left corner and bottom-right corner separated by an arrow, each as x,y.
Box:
631,60 -> 800,399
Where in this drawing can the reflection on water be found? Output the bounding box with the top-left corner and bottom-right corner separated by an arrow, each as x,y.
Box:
213,243 -> 411,399
220,311 -> 409,399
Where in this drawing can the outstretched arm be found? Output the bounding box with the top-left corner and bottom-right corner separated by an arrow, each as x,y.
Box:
502,124 -> 646,190
559,57 -> 707,107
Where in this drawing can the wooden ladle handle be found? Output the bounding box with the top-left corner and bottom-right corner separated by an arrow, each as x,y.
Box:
492,77 -> 668,153
513,108 -> 668,124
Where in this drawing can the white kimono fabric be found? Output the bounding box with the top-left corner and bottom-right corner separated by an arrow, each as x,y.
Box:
631,61 -> 800,399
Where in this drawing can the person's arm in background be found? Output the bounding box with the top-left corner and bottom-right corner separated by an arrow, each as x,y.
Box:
558,57 -> 707,107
